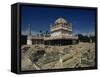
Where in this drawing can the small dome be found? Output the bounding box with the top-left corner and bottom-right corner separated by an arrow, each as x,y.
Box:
55,17 -> 68,24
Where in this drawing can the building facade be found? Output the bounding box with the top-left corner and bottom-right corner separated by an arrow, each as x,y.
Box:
50,17 -> 72,37
27,17 -> 79,45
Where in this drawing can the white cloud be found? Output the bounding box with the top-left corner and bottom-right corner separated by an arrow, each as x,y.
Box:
72,30 -> 95,37
21,30 -> 28,35
21,30 -> 39,35
81,32 -> 95,36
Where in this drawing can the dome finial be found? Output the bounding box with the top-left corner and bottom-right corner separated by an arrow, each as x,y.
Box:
55,17 -> 67,24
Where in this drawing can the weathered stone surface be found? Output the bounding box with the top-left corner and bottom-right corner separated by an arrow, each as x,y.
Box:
21,42 -> 95,70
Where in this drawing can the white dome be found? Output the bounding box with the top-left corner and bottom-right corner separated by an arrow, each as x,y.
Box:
55,17 -> 68,24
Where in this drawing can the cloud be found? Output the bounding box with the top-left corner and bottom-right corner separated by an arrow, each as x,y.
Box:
21,30 -> 28,35
72,30 -> 95,37
72,30 -> 81,35
31,31 -> 39,35
81,32 -> 95,36
21,30 -> 39,35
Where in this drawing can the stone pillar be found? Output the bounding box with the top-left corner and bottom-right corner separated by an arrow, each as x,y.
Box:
27,39 -> 32,45
27,24 -> 32,45
59,54 -> 63,67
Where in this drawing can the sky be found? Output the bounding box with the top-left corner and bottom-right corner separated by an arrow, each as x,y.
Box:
21,5 -> 96,36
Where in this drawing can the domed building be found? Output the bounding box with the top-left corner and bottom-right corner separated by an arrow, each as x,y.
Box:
27,17 -> 79,45
55,17 -> 68,23
50,17 -> 72,37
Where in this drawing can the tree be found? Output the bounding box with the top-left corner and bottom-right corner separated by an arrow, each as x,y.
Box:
45,30 -> 48,37
39,30 -> 42,37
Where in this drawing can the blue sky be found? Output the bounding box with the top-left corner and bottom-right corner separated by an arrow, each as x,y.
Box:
21,5 -> 96,36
